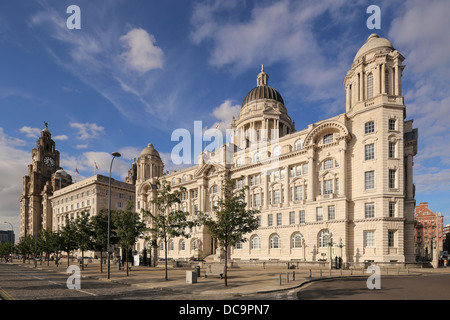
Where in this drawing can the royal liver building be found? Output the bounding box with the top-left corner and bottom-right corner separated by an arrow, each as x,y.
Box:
135,34 -> 418,266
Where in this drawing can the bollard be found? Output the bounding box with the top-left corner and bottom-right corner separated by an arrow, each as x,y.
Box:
286,273 -> 289,283
309,269 -> 312,278
329,269 -> 332,277
320,269 -> 322,277
293,271 -> 295,281
407,268 -> 410,274
397,268 -> 400,275
279,274 -> 282,285
340,269 -> 342,276
350,269 -> 353,276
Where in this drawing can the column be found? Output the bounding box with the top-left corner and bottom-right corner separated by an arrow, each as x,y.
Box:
381,64 -> 386,94
339,146 -> 346,196
359,72 -> 364,101
307,153 -> 314,201
264,173 -> 269,210
406,154 -> 413,200
284,165 -> 289,205
346,85 -> 351,112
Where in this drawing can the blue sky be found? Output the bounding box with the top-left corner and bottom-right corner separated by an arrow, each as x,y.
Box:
1,0 -> 449,235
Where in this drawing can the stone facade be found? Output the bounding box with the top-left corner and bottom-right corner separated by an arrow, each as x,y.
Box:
135,34 -> 418,266
19,126 -> 73,237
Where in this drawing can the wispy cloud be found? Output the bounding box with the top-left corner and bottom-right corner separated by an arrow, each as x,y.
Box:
70,122 -> 105,140
19,126 -> 41,138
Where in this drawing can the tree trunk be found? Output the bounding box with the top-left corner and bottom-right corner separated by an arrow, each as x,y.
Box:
100,250 -> 103,273
224,246 -> 228,287
164,241 -> 168,280
81,250 -> 85,270
126,246 -> 129,277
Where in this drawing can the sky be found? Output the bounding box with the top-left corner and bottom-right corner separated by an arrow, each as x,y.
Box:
1,0 -> 449,237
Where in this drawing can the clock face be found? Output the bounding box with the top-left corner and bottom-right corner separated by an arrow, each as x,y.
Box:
43,156 -> 55,167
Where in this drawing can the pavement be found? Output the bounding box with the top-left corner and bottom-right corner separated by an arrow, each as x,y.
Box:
7,259 -> 450,299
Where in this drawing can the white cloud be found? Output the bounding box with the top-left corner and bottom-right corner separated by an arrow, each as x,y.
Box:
70,122 -> 105,140
19,126 -> 41,138
0,128 -> 30,234
53,134 -> 68,141
209,99 -> 240,133
76,144 -> 88,150
189,0 -> 353,103
119,28 -> 164,75
388,0 -> 450,170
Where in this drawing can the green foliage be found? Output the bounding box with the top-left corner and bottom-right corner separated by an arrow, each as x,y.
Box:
198,176 -> 260,286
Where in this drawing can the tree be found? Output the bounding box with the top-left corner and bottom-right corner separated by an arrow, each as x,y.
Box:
198,176 -> 260,286
74,211 -> 94,270
112,201 -> 146,277
91,208 -> 118,273
38,229 -> 57,266
16,235 -> 34,263
142,175 -> 197,280
60,217 -> 78,267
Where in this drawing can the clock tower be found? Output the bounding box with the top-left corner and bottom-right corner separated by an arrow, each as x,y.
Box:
20,124 -> 72,237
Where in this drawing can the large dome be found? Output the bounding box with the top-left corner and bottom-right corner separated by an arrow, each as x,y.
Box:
241,65 -> 284,108
242,85 -> 284,107
140,143 -> 160,158
353,33 -> 394,62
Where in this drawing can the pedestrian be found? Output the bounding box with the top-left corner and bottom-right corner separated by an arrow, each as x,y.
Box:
444,258 -> 448,267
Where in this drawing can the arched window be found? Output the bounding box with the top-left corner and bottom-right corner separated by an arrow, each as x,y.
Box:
172,178 -> 176,185
251,235 -> 260,249
192,239 -> 197,250
253,152 -> 260,163
169,240 -> 174,251
236,157 -> 243,167
367,73 -> 374,98
292,233 -> 303,248
182,174 -> 187,182
318,230 -> 331,248
294,139 -> 304,151
273,146 -> 281,157
270,234 -> 281,249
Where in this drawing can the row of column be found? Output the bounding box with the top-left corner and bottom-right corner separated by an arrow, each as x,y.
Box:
345,62 -> 402,111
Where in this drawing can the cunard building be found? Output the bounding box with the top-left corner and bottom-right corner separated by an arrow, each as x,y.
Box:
135,34 -> 418,266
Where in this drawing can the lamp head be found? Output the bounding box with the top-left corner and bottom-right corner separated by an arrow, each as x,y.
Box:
112,152 -> 121,158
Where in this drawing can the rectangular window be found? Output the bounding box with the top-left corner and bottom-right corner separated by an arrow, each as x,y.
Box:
389,119 -> 396,131
295,186 -> 303,201
316,207 -> 323,221
365,121 -> 375,134
273,190 -> 281,204
268,214 -> 273,227
389,202 -> 395,217
365,171 -> 375,190
367,73 -> 374,98
296,165 -> 302,176
388,231 -> 395,247
365,144 -> 375,160
389,169 -> 396,188
389,142 -> 395,158
324,180 -> 333,194
303,164 -> 308,175
364,231 -> 375,247
289,211 -> 295,225
365,203 -> 375,218
323,134 -> 333,144
328,205 -> 335,220
254,193 -> 261,207
257,215 -> 261,228
277,213 -> 282,226
299,210 -> 305,224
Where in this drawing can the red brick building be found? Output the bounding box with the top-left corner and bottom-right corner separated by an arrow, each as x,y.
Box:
415,202 -> 444,260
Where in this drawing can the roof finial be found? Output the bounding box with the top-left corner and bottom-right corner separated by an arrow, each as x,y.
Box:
261,64 -> 264,72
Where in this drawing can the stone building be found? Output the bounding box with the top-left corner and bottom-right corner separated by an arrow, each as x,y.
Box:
135,34 -> 418,266
50,174 -> 136,232
415,202 -> 444,260
19,125 -> 73,237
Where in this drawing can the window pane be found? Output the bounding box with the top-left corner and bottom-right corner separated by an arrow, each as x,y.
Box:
365,144 -> 375,160
365,171 -> 375,189
365,203 -> 375,218
365,121 -> 375,134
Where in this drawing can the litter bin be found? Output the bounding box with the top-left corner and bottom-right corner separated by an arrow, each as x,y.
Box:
195,266 -> 201,276
186,271 -> 197,284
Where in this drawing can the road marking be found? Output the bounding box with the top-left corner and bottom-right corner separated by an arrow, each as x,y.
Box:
48,280 -> 64,286
0,286 -> 16,300
75,289 -> 97,296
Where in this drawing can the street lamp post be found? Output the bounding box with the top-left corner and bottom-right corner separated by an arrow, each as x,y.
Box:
3,222 -> 14,262
107,152 -> 121,280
